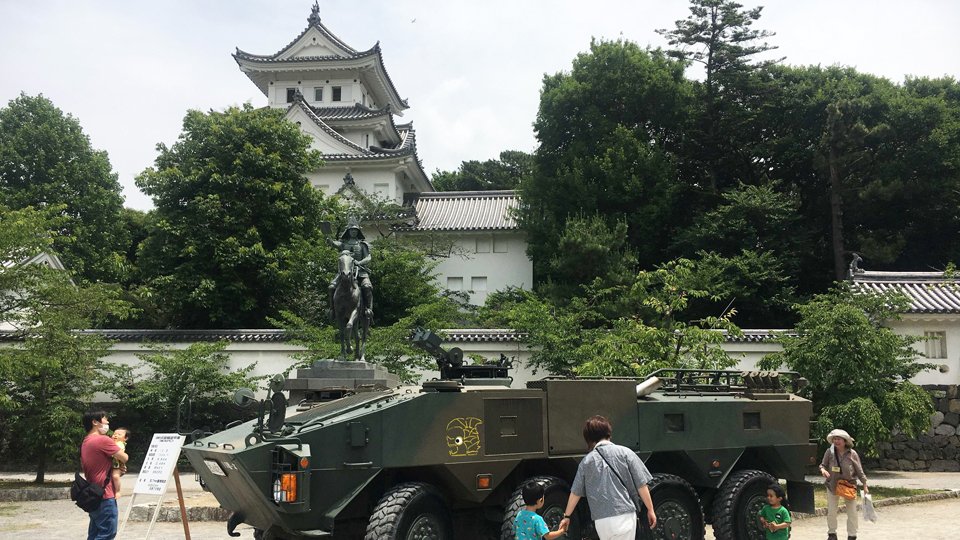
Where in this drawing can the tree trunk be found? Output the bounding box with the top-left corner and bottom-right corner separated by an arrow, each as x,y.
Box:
35,450 -> 46,483
34,379 -> 46,483
829,144 -> 846,281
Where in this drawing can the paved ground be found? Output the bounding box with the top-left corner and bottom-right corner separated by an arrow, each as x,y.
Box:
2,471 -> 959,539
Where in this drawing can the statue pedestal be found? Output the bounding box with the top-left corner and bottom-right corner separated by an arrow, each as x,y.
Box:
285,359 -> 400,403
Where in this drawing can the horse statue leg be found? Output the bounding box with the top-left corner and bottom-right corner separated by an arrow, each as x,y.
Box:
356,312 -> 368,362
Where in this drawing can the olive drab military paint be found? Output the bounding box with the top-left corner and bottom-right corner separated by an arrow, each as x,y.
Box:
182,334 -> 816,540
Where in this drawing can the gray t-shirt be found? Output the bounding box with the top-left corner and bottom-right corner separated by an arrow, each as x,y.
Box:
570,440 -> 653,520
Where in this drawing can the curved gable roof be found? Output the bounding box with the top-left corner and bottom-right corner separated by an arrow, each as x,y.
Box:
233,7 -> 408,112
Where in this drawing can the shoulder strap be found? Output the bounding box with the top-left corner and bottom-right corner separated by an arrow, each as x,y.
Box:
594,445 -> 639,510
79,438 -> 113,489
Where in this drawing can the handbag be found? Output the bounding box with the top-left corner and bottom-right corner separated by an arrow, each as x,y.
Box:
835,479 -> 857,501
831,447 -> 857,501
70,471 -> 109,512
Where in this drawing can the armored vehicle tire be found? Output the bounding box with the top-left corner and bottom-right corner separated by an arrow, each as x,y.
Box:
365,482 -> 453,540
500,475 -> 581,540
710,469 -> 776,540
639,473 -> 705,540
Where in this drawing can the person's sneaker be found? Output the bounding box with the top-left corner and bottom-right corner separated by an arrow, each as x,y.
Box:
847,537 -> 856,540
827,535 -> 837,540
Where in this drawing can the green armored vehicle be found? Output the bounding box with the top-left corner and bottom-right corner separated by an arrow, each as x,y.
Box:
182,330 -> 816,540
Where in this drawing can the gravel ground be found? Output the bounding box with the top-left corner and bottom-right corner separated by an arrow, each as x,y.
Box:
2,471 -> 958,539
1,496 -> 958,539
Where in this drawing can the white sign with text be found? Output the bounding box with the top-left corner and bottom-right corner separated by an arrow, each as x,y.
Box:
132,433 -> 186,496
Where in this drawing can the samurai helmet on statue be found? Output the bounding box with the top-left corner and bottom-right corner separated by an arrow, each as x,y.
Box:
340,216 -> 365,240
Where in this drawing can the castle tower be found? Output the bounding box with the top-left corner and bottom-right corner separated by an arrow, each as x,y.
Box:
234,2 -> 432,203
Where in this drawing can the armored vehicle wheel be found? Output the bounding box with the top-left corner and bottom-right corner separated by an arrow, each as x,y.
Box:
640,473 -> 705,540
365,482 -> 453,540
710,469 -> 776,540
501,475 -> 581,540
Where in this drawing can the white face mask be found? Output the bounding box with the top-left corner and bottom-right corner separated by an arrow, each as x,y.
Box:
98,423 -> 109,435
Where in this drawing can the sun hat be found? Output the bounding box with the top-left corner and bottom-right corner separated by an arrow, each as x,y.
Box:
826,428 -> 855,447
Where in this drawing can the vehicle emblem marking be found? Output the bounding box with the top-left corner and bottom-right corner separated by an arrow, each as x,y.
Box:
446,417 -> 483,456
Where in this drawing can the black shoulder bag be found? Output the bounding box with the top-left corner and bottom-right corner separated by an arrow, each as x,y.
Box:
71,446 -> 109,513
594,445 -> 650,533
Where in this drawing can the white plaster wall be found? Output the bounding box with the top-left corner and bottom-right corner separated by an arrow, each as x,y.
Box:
267,77 -> 365,109
306,167 -> 402,202
41,333 -> 854,404
888,315 -> 960,385
425,232 -> 533,305
719,341 -> 783,372
91,341 -> 308,401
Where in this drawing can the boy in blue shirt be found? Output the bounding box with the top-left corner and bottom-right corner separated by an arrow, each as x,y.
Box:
514,481 -> 569,540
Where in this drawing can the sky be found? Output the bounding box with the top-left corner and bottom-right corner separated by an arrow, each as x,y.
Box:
1,0 -> 958,211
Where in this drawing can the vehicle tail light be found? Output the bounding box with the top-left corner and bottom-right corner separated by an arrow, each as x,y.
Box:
273,473 -> 298,503
271,444 -> 310,509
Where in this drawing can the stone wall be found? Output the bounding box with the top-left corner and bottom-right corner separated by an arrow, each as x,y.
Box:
873,384 -> 960,472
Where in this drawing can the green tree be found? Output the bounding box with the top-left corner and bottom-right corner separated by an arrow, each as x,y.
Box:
0,206 -> 130,482
759,287 -> 934,453
501,258 -> 741,377
673,182 -> 802,325
522,40 -> 694,286
0,94 -> 129,283
136,105 -> 330,328
104,342 -> 263,452
543,215 -> 638,304
658,0 -> 780,192
432,150 -> 534,191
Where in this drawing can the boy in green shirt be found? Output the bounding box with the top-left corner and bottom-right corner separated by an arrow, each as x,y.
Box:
758,483 -> 791,539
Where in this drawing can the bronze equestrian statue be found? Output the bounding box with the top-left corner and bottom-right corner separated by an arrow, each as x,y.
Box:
327,219 -> 372,360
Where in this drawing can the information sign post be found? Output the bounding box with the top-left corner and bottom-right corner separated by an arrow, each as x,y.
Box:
117,433 -> 189,539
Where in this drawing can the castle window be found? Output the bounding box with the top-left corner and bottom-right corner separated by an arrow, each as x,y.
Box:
471,277 -> 488,291
332,86 -> 342,101
493,236 -> 508,253
925,331 -> 947,359
286,88 -> 297,103
447,277 -> 463,291
314,87 -> 324,102
475,237 -> 491,253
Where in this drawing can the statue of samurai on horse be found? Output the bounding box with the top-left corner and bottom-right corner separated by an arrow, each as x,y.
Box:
327,218 -> 372,361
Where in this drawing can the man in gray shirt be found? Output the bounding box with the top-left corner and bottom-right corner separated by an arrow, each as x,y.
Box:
559,416 -> 657,540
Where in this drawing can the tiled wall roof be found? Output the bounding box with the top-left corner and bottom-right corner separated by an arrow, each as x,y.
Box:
853,271 -> 960,313
402,190 -> 519,231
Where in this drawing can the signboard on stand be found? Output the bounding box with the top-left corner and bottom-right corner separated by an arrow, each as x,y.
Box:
134,433 -> 185,495
118,433 -> 190,539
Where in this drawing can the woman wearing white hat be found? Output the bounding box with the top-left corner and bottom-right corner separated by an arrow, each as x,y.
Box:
818,428 -> 868,540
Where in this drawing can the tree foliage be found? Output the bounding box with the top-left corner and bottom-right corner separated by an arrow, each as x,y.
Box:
521,40 -> 693,288
759,287 -> 935,454
136,105 -> 331,328
432,150 -> 533,191
657,0 -> 780,192
104,341 -> 263,442
0,205 -> 130,482
498,257 -> 741,377
526,3 -> 960,327
0,94 -> 128,283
